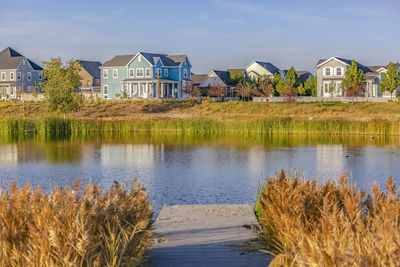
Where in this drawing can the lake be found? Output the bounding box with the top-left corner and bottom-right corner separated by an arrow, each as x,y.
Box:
0,134 -> 399,212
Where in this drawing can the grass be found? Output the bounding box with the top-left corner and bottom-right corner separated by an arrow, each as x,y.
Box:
0,179 -> 153,267
1,100 -> 400,137
256,170 -> 400,266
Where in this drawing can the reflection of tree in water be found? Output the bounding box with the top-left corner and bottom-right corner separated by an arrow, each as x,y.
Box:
45,141 -> 83,164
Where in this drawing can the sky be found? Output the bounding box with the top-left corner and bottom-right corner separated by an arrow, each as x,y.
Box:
1,0 -> 399,74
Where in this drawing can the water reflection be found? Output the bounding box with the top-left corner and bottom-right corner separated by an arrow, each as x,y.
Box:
0,134 -> 399,211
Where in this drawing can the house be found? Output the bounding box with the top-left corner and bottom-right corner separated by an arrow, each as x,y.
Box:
100,52 -> 191,99
0,47 -> 43,99
316,57 -> 397,97
190,74 -> 208,87
74,60 -> 102,100
245,61 -> 280,80
199,70 -> 231,89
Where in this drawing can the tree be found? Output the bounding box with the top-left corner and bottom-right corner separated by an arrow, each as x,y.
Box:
229,70 -> 244,87
235,81 -> 251,101
297,84 -> 306,96
284,67 -> 298,101
329,80 -> 337,97
273,73 -> 285,96
41,58 -> 83,118
341,60 -> 365,99
304,76 -> 317,96
208,81 -> 227,100
254,76 -> 274,97
381,62 -> 400,100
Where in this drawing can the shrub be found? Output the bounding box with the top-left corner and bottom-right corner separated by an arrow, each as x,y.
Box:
257,170 -> 400,266
0,179 -> 153,266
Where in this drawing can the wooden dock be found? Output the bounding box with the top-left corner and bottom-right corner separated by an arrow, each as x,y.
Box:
145,204 -> 272,267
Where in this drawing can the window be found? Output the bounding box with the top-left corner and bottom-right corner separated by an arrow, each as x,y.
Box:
129,68 -> 135,77
27,86 -> 32,92
103,85 -> 108,95
1,72 -> 5,81
103,69 -> 108,79
113,69 -> 118,78
155,68 -> 161,77
138,56 -> 142,62
336,67 -> 342,76
164,69 -> 168,76
145,68 -> 150,77
10,86 -> 14,95
27,72 -> 32,81
324,82 -> 329,93
10,72 -> 14,80
324,68 -> 331,76
17,72 -> 21,80
136,68 -> 144,77
22,59 -> 25,65
38,73 -> 43,80
183,69 -> 188,79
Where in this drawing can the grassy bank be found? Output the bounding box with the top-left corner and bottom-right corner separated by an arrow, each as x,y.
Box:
0,179 -> 152,266
1,100 -> 400,136
256,171 -> 400,266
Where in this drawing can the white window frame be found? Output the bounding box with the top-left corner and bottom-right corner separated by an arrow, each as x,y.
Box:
10,72 -> 15,81
336,67 -> 342,76
129,68 -> 135,78
27,86 -> 32,92
27,72 -> 32,81
164,69 -> 168,76
138,55 -> 142,62
113,69 -> 118,79
103,69 -> 108,79
17,72 -> 21,80
183,69 -> 188,79
323,67 -> 331,76
155,68 -> 161,77
1,72 -> 5,81
136,68 -> 144,77
145,68 -> 150,77
103,85 -> 108,95
323,81 -> 330,94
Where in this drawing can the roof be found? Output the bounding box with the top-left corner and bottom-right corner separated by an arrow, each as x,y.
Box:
140,52 -> 189,66
212,70 -> 231,84
101,55 -> 135,67
0,47 -> 42,70
191,74 -> 208,85
253,61 -> 280,75
316,57 -> 370,73
77,60 -> 102,79
0,47 -> 24,69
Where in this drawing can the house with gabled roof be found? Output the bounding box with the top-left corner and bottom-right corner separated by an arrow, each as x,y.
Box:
316,57 -> 398,97
199,70 -> 231,89
100,51 -> 191,99
0,47 -> 43,99
73,60 -> 102,100
245,61 -> 280,80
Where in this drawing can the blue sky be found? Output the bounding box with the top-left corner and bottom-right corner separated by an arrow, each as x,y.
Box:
1,0 -> 399,73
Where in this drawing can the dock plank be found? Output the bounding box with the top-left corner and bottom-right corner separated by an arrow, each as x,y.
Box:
145,204 -> 272,267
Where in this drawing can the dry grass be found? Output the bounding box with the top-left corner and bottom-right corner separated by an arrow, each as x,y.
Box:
0,179 -> 152,267
256,170 -> 400,266
2,100 -> 400,123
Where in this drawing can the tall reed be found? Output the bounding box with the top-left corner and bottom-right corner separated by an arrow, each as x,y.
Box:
0,179 -> 152,267
256,170 -> 400,266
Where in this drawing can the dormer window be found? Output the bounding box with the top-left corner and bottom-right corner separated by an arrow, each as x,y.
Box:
164,69 -> 168,77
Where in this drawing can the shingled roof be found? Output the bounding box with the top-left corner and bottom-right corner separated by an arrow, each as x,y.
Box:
140,52 -> 188,66
254,61 -> 280,75
191,74 -> 208,85
77,60 -> 102,79
0,47 -> 25,69
101,55 -> 136,67
316,57 -> 371,73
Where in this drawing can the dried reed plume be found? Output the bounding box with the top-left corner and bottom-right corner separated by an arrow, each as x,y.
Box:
256,170 -> 400,266
0,179 -> 153,266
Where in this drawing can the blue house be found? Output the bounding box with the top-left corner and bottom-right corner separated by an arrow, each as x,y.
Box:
100,52 -> 192,99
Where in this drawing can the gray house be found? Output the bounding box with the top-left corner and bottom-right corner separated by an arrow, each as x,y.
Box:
316,57 -> 398,97
0,47 -> 43,99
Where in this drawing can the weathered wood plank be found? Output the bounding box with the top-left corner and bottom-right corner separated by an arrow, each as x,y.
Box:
145,204 -> 272,267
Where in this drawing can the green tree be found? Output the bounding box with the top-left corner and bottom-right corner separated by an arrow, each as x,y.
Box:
381,62 -> 400,100
229,70 -> 244,87
297,84 -> 306,95
41,58 -> 83,118
285,67 -> 298,89
341,60 -> 365,99
273,73 -> 285,96
304,76 -> 317,96
329,80 -> 337,97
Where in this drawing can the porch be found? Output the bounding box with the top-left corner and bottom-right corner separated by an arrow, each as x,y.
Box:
0,82 -> 17,99
122,79 -> 180,99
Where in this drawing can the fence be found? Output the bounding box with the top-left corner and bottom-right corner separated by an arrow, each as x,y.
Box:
253,96 -> 398,103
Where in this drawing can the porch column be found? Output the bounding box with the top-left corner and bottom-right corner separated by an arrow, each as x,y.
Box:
161,83 -> 164,98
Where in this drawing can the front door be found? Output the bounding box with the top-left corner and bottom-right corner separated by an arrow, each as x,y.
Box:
164,84 -> 168,97
2,87 -> 6,98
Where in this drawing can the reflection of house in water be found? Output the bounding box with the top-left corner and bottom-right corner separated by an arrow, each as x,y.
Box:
316,145 -> 346,182
0,144 -> 18,165
101,144 -> 161,167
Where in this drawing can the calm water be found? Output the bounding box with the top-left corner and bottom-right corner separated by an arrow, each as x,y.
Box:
1,134 -> 400,212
